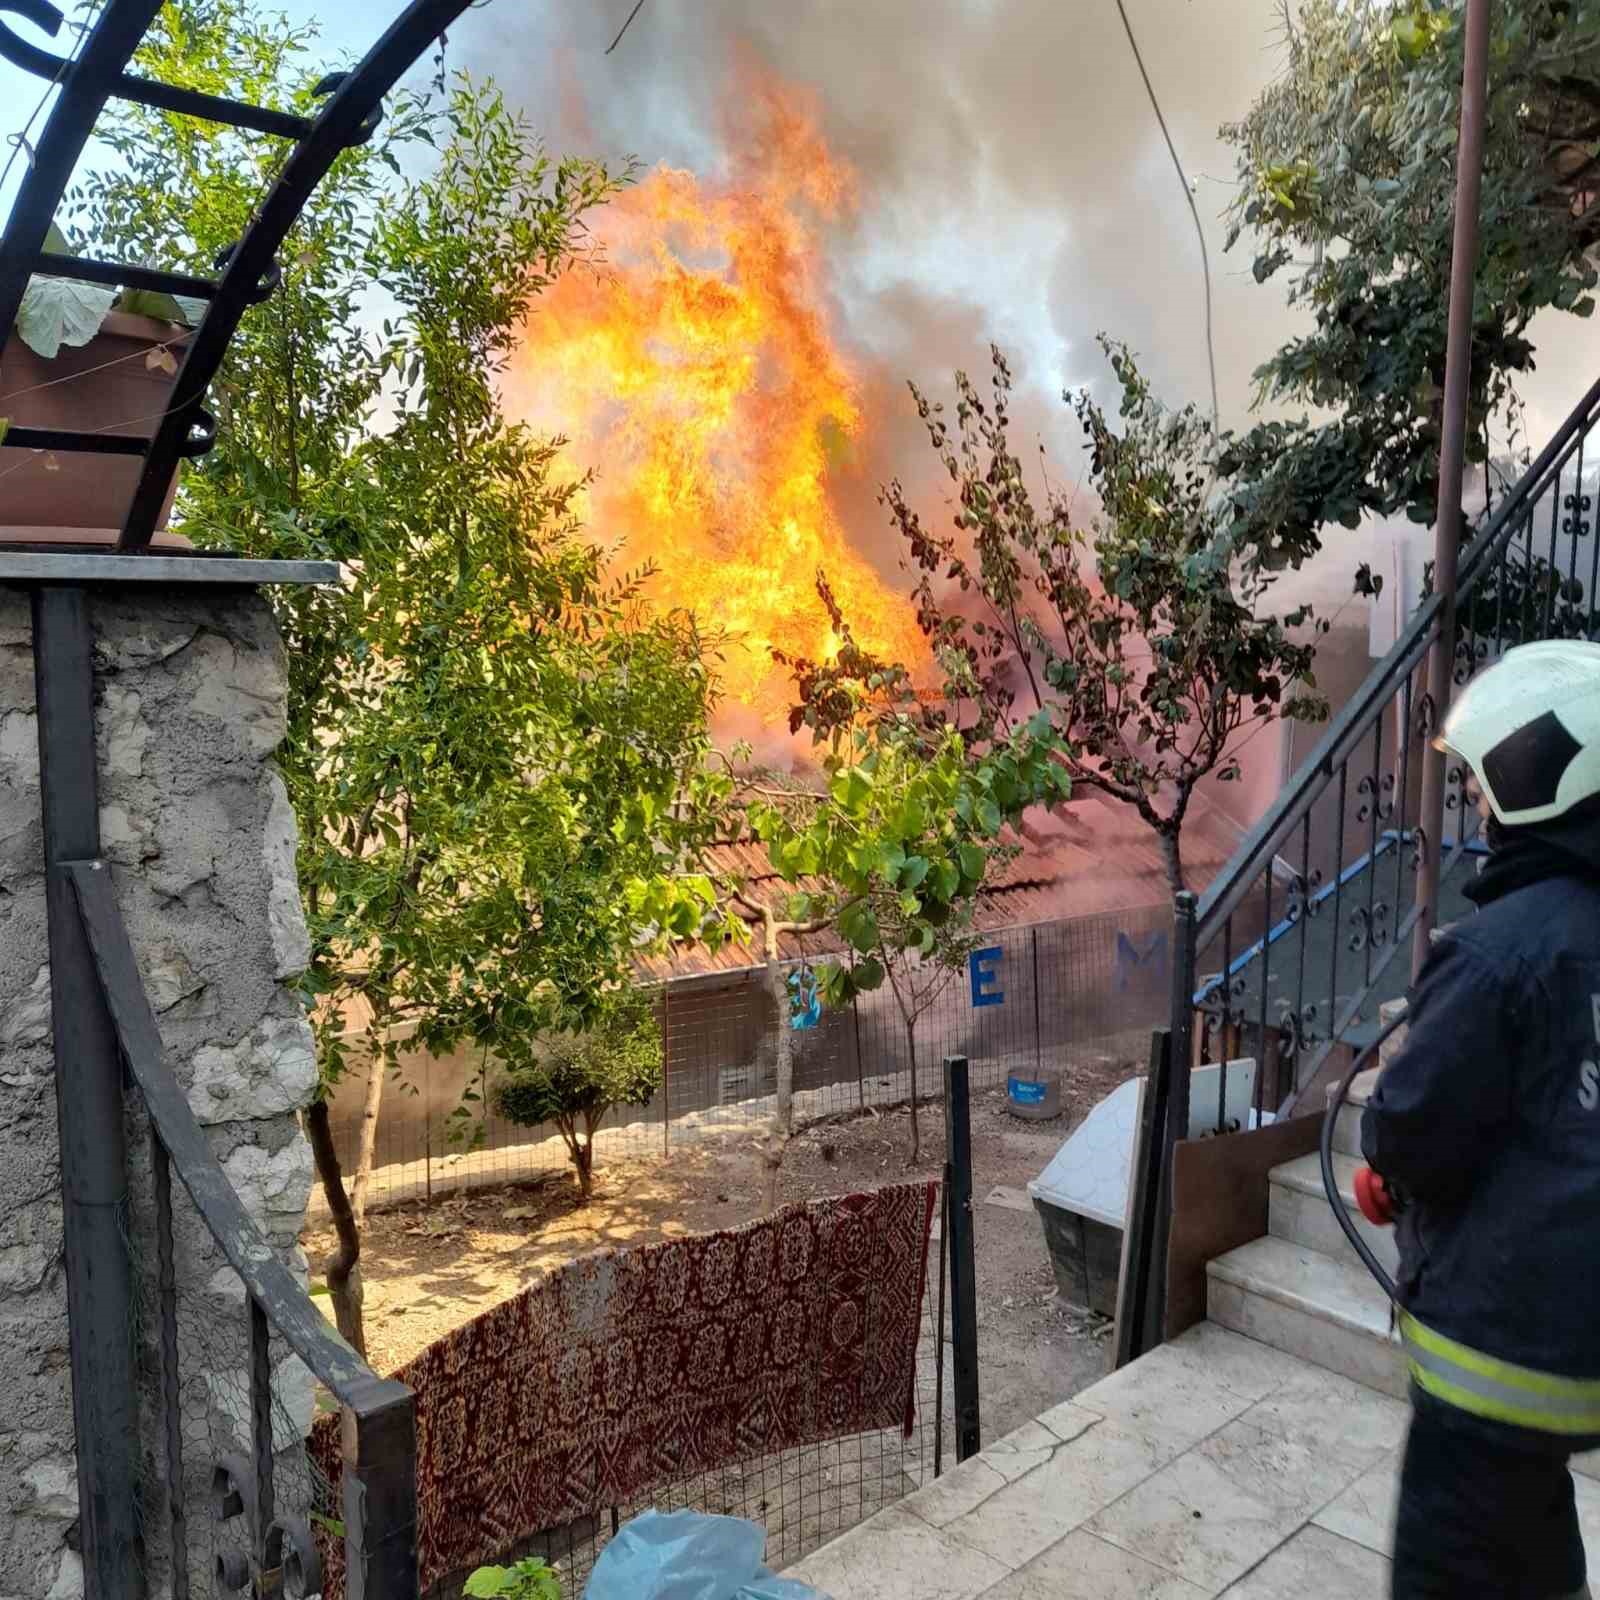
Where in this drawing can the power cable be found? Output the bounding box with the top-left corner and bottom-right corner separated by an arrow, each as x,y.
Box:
0,4 -> 99,206
1111,0 -> 1220,433
607,0 -> 648,54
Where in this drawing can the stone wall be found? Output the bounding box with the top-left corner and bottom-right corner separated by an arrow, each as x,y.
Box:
0,585 -> 317,1598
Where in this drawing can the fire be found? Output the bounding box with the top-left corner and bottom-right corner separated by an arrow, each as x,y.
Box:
505,79 -> 927,716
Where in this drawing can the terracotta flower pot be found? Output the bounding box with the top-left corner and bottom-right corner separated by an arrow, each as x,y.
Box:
0,310 -> 194,549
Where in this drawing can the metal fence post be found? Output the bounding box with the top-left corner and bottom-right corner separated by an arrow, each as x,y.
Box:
661,982 -> 671,1155
1114,1028 -> 1172,1368
942,1055 -> 980,1463
1147,892 -> 1199,1345
343,1377 -> 419,1600
32,585 -> 144,1599
1031,927 -> 1043,1076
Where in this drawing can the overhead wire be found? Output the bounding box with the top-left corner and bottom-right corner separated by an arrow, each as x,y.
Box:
1110,0 -> 1221,433
606,0 -> 649,55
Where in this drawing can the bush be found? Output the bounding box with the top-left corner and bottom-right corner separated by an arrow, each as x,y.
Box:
491,989 -> 664,1201
464,1558 -> 560,1599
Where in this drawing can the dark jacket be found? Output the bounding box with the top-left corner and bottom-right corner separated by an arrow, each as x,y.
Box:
1362,813 -> 1600,1422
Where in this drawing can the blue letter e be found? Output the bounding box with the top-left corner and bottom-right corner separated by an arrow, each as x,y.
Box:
970,946 -> 1004,1008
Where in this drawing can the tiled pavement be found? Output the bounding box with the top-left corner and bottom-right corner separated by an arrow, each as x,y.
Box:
787,1323 -> 1600,1599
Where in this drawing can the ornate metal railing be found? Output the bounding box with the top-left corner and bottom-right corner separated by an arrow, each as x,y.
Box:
1117,373 -> 1600,1357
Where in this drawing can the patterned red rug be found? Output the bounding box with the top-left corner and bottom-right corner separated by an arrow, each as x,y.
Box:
310,1180 -> 938,1596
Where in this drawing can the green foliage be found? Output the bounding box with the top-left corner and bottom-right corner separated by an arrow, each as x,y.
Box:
744,661 -> 1067,1157
490,989 -> 664,1198
877,343 -> 1326,892
1219,0 -> 1600,563
746,707 -> 1070,1003
463,1559 -> 560,1600
70,4 -> 737,1133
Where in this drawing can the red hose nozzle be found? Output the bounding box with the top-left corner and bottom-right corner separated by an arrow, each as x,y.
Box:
1354,1165 -> 1397,1228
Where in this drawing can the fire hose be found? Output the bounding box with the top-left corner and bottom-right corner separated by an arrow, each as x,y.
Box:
1318,1007 -> 1413,1307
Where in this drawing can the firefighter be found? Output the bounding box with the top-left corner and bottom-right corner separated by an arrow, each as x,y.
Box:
1362,639 -> 1600,1599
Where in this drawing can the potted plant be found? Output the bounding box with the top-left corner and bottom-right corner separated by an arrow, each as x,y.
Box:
0,224 -> 204,547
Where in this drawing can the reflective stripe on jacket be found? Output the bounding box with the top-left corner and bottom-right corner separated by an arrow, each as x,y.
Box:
1402,1312 -> 1600,1437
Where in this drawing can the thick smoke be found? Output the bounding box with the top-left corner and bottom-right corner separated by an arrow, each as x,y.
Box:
473,0 -> 1600,467
466,0 -> 1303,698
474,0 -> 1291,427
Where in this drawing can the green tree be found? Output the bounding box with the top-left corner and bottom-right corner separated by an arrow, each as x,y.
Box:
743,616 -> 1070,1173
877,343 -> 1326,896
76,2 -> 734,1353
490,989 -> 664,1202
1218,0 -> 1600,570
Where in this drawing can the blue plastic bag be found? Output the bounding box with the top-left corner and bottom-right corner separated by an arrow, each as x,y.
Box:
582,1510 -> 832,1600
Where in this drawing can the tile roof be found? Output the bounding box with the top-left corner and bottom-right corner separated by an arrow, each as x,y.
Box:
636,791 -> 1237,981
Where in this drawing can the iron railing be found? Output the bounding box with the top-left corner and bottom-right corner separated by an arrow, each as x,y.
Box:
1123,373 -> 1600,1353
70,858 -> 415,1599
1,4 -> 469,1594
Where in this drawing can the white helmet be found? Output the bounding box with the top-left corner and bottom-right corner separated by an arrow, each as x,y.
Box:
1438,640 -> 1600,827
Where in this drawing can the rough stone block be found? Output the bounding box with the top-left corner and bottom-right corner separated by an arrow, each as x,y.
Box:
262,771 -> 310,979
189,1014 -> 317,1125
223,1136 -> 315,1238
20,1458 -> 75,1521
0,708 -> 38,785
43,1550 -> 81,1600
186,633 -> 288,758
97,685 -> 148,779
0,966 -> 51,1051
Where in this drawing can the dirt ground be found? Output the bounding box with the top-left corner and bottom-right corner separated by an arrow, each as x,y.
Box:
304,1053 -> 1139,1446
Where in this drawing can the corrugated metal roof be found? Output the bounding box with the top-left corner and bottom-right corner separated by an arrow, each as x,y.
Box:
636,790 -> 1235,982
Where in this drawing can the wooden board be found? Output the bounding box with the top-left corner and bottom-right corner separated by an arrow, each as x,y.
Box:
1164,1113 -> 1322,1337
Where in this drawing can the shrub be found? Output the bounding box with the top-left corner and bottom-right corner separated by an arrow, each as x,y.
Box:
491,989 -> 664,1202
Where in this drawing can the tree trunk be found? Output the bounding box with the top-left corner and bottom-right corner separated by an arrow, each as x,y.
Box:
1159,829 -> 1186,898
349,1047 -> 386,1229
305,1099 -> 365,1359
761,929 -> 793,1215
573,1137 -> 595,1203
904,1016 -> 921,1166
771,966 -> 795,1137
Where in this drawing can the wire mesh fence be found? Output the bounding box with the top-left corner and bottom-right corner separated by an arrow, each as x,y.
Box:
319,905 -> 1174,1217
413,1216 -> 951,1598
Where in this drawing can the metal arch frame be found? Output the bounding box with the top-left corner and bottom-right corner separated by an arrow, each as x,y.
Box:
117,0 -> 473,546
0,0 -> 167,348
0,0 -> 473,553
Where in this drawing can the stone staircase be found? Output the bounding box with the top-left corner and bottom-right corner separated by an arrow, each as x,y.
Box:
1205,1068 -> 1410,1399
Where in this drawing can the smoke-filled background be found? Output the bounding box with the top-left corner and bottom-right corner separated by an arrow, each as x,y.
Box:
475,0 -> 1600,735
489,0 -> 1296,725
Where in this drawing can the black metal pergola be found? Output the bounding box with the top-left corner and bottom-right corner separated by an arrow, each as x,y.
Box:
0,3 -> 472,1596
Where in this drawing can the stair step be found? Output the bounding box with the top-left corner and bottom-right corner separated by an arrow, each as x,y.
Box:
1207,1234 -> 1406,1399
1328,1066 -> 1381,1159
1269,1152 -> 1400,1277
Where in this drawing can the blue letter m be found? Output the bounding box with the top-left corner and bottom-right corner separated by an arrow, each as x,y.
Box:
1115,930 -> 1168,991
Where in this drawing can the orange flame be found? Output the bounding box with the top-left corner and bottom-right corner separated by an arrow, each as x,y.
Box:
505,80 -> 927,717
